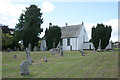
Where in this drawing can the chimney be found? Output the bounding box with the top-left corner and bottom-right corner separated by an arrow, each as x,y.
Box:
49,22 -> 52,27
66,23 -> 68,27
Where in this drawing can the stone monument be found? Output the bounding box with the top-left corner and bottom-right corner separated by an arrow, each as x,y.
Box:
44,56 -> 47,62
60,47 -> 63,56
20,59 -> 31,75
28,43 -> 31,51
97,39 -> 101,52
26,48 -> 33,63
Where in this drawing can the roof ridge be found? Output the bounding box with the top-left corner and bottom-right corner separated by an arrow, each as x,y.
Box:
61,24 -> 82,27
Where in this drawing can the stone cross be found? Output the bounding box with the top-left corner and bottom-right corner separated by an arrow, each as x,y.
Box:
20,59 -> 31,76
26,48 -> 33,63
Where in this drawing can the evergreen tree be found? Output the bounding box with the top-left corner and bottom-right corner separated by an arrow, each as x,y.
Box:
91,23 -> 112,50
15,4 -> 43,50
45,26 -> 61,50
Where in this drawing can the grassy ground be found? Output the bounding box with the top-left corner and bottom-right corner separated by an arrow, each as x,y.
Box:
2,49 -> 118,78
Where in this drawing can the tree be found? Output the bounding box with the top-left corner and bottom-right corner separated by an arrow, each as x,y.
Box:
91,23 -> 112,50
15,4 -> 43,50
45,26 -> 61,50
2,33 -> 14,49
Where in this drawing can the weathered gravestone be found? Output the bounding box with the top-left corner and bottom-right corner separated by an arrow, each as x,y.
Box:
97,39 -> 101,52
28,43 -> 31,51
20,59 -> 31,75
33,46 -> 36,51
7,48 -> 10,52
14,47 -> 17,51
44,56 -> 47,62
80,50 -> 85,56
34,46 -> 37,52
60,47 -> 63,56
92,47 -> 96,54
26,48 -> 33,62
52,43 -> 56,55
51,49 -> 55,55
13,55 -> 17,58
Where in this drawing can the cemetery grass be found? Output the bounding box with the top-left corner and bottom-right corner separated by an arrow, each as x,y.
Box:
2,49 -> 118,78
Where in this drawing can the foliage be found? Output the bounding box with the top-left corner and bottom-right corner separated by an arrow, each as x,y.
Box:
2,33 -> 14,49
91,23 -> 112,50
45,26 -> 61,50
37,40 -> 41,48
15,4 -> 43,50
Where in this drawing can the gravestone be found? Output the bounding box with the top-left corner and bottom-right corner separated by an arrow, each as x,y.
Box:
14,47 -> 17,51
34,46 -> 37,51
80,50 -> 85,56
33,46 -> 37,52
28,43 -> 31,51
60,47 -> 63,56
26,48 -> 33,63
13,55 -> 17,58
92,47 -> 96,54
97,39 -> 101,52
20,59 -> 31,75
51,49 -> 55,55
44,56 -> 47,62
7,48 -> 10,52
17,48 -> 20,51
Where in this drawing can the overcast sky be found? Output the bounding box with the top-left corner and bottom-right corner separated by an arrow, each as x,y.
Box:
0,0 -> 118,42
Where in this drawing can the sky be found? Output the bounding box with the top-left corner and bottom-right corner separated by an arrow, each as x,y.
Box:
0,0 -> 119,42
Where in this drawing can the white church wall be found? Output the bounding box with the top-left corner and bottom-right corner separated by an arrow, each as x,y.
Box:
62,38 -> 70,51
70,38 -> 78,50
78,25 -> 85,50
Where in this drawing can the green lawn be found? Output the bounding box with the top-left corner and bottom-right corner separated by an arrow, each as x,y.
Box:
2,49 -> 118,78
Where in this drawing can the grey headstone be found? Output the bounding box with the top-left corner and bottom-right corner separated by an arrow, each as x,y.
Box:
53,43 -> 55,48
44,56 -> 47,62
33,46 -> 37,51
14,47 -> 17,51
97,39 -> 101,52
28,43 -> 31,51
51,48 -> 55,55
7,48 -> 10,52
13,55 -> 17,58
60,48 -> 63,56
26,48 -> 33,63
20,59 -> 31,75
80,50 -> 85,56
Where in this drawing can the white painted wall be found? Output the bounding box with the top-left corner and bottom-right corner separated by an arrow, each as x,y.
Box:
70,38 -> 78,50
62,39 -> 70,51
78,25 -> 89,50
62,38 -> 78,51
83,42 -> 94,49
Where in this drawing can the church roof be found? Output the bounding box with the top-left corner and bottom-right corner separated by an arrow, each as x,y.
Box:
61,24 -> 83,38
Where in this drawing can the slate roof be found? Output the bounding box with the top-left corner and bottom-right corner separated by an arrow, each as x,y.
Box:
61,24 -> 83,38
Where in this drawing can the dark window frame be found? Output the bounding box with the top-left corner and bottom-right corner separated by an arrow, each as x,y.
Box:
67,38 -> 70,46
